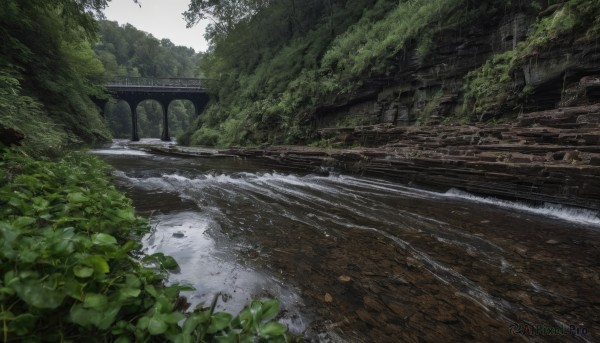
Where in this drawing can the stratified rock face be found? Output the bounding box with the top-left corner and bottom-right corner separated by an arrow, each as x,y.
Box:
219,105 -> 600,210
314,9 -> 600,128
300,6 -> 600,210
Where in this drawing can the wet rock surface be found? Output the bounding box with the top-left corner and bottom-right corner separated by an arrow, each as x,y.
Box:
233,188 -> 600,343
210,105 -> 600,210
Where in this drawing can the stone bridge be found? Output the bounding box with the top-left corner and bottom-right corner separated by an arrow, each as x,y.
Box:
95,77 -> 210,141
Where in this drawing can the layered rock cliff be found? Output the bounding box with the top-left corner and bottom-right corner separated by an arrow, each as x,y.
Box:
315,10 -> 600,129
223,105 -> 600,210
289,4 -> 600,210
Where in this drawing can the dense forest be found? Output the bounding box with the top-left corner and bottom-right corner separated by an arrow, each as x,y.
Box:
180,0 -> 600,147
95,21 -> 201,139
0,0 -> 111,154
0,1 -> 290,342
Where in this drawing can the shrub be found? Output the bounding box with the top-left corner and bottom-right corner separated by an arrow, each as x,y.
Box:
190,127 -> 222,147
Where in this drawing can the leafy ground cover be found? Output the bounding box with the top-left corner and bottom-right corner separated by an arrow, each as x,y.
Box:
0,147 -> 291,342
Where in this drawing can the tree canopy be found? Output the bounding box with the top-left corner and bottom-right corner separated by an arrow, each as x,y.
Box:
184,0 -> 271,42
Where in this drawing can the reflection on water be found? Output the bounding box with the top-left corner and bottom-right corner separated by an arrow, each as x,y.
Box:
141,212 -> 307,333
95,141 -> 600,342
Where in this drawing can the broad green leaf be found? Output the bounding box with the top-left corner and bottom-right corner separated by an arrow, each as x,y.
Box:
98,303 -> 121,329
207,312 -> 232,334
120,240 -> 140,253
70,303 -> 119,330
63,277 -> 84,301
84,293 -> 108,310
46,228 -> 76,254
249,300 -> 262,321
125,273 -> 141,288
84,255 -> 110,275
259,299 -> 280,322
116,209 -> 135,221
32,197 -> 49,212
160,255 -> 179,270
92,233 -> 117,246
70,305 -> 102,327
161,312 -> 186,324
177,334 -> 193,343
118,287 -> 141,300
153,295 -> 173,313
13,216 -> 36,228
73,265 -> 94,278
8,197 -> 24,211
182,316 -> 200,335
3,271 -> 17,286
148,317 -> 168,335
67,192 -> 88,203
144,252 -> 179,271
16,279 -> 65,309
259,322 -> 286,338
137,316 -> 150,330
18,250 -> 38,263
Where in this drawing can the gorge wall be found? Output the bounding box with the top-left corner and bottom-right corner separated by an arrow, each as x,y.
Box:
293,4 -> 600,210
178,1 -> 600,209
315,10 -> 600,131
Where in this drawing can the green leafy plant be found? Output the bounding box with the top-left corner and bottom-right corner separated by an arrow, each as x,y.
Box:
0,148 -> 293,342
462,50 -> 517,119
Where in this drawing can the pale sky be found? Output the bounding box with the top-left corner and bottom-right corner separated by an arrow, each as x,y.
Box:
104,0 -> 209,52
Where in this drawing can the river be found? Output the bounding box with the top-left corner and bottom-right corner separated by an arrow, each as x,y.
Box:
93,139 -> 600,342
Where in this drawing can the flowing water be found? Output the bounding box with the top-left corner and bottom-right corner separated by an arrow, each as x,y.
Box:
94,140 -> 600,342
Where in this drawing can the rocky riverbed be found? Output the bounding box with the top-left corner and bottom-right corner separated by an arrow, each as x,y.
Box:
101,124 -> 600,342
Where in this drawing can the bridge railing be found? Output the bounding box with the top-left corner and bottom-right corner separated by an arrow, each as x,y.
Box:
106,77 -> 206,88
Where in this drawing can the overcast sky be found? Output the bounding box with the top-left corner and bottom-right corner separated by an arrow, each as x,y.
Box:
104,0 -> 209,52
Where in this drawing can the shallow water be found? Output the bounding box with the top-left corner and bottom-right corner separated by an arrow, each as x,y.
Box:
94,140 -> 600,342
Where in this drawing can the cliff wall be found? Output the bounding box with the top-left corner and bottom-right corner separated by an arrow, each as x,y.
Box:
315,10 -> 600,130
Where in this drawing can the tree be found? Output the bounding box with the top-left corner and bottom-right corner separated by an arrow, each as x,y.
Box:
184,0 -> 272,42
0,0 -> 118,150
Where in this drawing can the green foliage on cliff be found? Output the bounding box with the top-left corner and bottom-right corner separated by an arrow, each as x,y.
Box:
180,0 -> 383,146
0,148 -> 292,342
182,0 -> 600,147
462,50 -> 518,119
0,0 -> 113,153
188,0 -> 487,146
462,0 -> 600,119
0,73 -> 68,154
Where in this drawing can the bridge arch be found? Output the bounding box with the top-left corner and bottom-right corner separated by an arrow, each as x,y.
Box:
95,77 -> 210,141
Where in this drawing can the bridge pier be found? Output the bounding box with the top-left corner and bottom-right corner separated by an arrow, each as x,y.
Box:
159,100 -> 170,142
131,101 -> 140,141
122,98 -> 143,142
